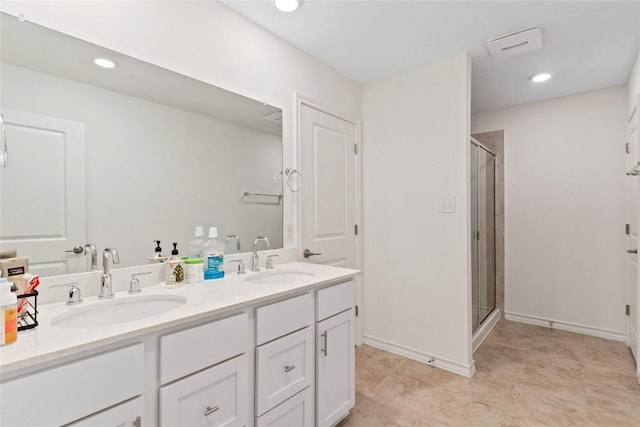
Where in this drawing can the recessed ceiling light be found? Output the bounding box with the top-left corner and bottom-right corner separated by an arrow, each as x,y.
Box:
529,73 -> 551,83
274,0 -> 300,12
94,58 -> 116,69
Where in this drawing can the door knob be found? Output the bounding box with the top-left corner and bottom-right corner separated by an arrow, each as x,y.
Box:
65,246 -> 84,254
628,249 -> 637,254
303,249 -> 322,258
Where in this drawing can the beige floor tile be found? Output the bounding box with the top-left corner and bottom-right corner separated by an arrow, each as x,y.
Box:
585,337 -> 636,370
586,383 -> 640,423
530,336 -> 585,361
586,412 -> 640,427
482,327 -> 536,351
368,370 -> 444,415
585,360 -> 640,395
396,359 -> 457,387
514,379 -> 585,407
501,387 -> 586,427
416,399 -> 505,427
337,393 -> 423,427
525,350 -> 585,380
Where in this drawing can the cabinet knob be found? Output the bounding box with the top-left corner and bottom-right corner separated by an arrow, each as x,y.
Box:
204,405 -> 220,416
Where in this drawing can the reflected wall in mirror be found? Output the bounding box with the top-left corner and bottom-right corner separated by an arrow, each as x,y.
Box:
0,13 -> 284,277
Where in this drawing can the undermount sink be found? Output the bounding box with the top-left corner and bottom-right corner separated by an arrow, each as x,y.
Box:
51,295 -> 187,328
245,270 -> 315,284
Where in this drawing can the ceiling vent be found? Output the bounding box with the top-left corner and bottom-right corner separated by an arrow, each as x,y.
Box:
486,27 -> 543,59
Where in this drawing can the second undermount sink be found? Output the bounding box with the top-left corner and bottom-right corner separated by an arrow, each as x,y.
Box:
51,295 -> 187,328
245,270 -> 315,284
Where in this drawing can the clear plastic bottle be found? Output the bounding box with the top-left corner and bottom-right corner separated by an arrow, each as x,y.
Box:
0,278 -> 17,346
203,227 -> 225,280
188,226 -> 205,259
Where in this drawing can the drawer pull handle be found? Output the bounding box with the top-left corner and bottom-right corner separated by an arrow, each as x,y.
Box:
321,331 -> 328,356
204,406 -> 220,416
133,416 -> 142,427
284,364 -> 296,373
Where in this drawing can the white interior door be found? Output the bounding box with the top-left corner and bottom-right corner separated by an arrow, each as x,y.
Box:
0,109 -> 86,276
299,104 -> 356,269
627,98 -> 639,365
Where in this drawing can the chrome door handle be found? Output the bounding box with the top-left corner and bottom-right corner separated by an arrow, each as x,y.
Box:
204,405 -> 220,416
321,331 -> 328,356
628,249 -> 637,254
65,246 -> 84,254
303,249 -> 322,258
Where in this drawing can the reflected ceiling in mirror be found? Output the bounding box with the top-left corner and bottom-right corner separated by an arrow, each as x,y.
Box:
0,13 -> 284,277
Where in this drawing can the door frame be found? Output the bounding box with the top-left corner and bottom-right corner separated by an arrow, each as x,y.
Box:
293,93 -> 363,345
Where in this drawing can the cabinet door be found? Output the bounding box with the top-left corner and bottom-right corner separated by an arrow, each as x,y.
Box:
256,387 -> 313,427
316,309 -> 355,427
160,354 -> 249,427
67,397 -> 143,427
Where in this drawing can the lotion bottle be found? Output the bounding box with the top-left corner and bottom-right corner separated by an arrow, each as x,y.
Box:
0,278 -> 17,346
165,243 -> 184,285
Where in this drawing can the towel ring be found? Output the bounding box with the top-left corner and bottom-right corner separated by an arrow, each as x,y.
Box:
273,169 -> 304,193
284,168 -> 303,192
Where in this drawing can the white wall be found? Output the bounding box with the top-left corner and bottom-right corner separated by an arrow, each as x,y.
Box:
362,54 -> 474,376
629,50 -> 640,113
2,62 -> 283,268
0,0 -> 362,251
472,86 -> 628,339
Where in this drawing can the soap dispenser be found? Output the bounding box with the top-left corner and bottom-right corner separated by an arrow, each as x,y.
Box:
149,240 -> 167,264
165,243 -> 184,285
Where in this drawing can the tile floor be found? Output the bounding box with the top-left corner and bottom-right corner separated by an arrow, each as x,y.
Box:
338,320 -> 640,427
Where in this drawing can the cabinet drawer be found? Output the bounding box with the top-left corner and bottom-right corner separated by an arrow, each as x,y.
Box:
256,387 -> 313,427
67,396 -> 143,426
0,344 -> 143,427
160,354 -> 249,427
316,280 -> 355,321
160,312 -> 248,384
256,293 -> 312,345
256,327 -> 313,415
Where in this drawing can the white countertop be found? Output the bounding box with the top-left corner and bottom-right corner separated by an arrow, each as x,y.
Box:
0,262 -> 359,376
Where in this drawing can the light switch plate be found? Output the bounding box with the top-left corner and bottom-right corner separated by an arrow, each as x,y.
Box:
439,197 -> 456,213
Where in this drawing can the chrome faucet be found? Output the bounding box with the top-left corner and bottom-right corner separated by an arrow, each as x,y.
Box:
252,237 -> 270,272
99,248 -> 120,299
84,243 -> 98,271
225,235 -> 241,253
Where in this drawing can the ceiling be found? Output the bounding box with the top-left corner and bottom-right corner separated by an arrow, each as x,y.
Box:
222,1 -> 640,112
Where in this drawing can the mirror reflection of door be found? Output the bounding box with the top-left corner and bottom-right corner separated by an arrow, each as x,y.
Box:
0,109 -> 87,276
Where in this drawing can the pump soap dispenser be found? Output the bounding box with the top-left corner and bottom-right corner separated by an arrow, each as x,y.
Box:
165,243 -> 184,285
149,240 -> 167,264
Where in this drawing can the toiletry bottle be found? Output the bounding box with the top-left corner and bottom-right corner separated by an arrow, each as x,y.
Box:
165,243 -> 185,285
0,278 -> 17,346
203,227 -> 225,280
149,240 -> 167,264
188,226 -> 205,259
184,258 -> 205,284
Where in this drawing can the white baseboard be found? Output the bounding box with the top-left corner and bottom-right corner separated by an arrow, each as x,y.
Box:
362,335 -> 476,378
504,311 -> 626,342
472,308 -> 500,352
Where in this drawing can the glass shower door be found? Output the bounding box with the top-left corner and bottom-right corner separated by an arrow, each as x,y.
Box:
471,141 -> 496,331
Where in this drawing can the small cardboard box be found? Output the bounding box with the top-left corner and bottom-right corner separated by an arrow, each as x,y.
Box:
0,256 -> 29,294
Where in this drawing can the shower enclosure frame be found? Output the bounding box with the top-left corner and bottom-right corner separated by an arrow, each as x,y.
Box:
470,137 -> 497,332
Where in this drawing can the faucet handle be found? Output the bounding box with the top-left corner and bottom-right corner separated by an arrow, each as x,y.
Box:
129,272 -> 151,294
266,255 -> 279,269
229,259 -> 246,274
50,282 -> 83,305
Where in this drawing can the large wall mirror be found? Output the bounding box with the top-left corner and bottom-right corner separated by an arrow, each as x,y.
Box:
0,13 -> 284,277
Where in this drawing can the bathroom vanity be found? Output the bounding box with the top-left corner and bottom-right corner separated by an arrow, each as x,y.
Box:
0,262 -> 359,427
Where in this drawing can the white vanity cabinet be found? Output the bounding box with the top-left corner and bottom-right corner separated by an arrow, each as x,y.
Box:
0,343 -> 144,427
158,313 -> 250,427
315,281 -> 356,427
255,293 -> 314,425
